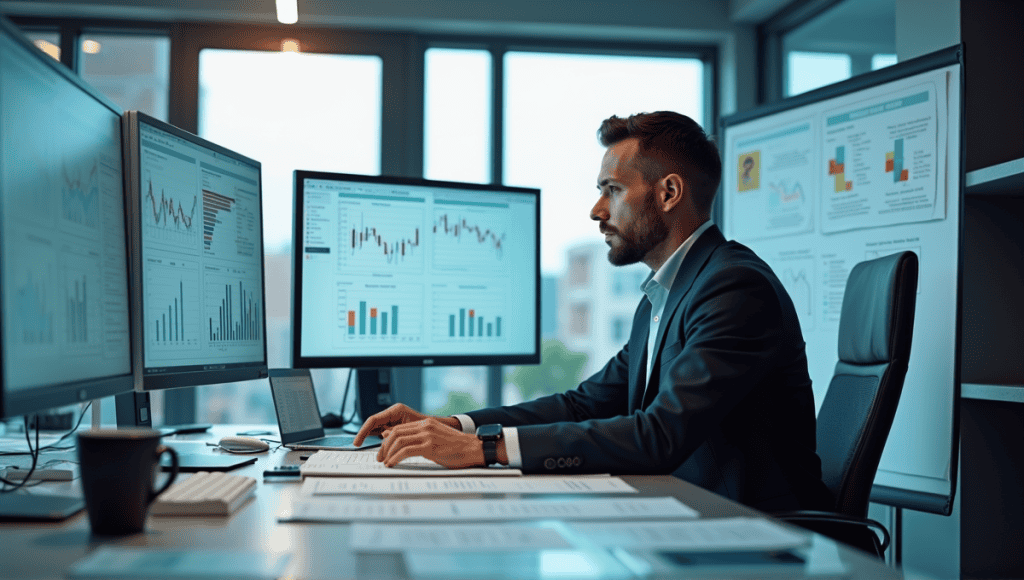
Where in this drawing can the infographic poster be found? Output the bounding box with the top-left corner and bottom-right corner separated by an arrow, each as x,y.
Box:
728,121 -> 816,241
821,82 -> 944,233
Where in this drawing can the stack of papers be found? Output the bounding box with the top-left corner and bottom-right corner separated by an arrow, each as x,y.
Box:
300,476 -> 638,495
279,496 -> 697,522
300,450 -> 522,477
347,517 -> 809,552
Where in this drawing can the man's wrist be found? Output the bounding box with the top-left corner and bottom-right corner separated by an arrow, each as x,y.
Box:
440,416 -> 461,430
496,438 -> 508,466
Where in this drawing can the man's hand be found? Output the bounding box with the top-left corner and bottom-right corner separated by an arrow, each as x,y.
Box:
353,403 -> 459,446
377,418 -> 484,469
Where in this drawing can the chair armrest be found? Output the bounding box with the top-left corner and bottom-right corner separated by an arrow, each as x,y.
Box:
772,510 -> 890,556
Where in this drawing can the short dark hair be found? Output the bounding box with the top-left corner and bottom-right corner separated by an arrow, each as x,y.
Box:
598,111 -> 722,215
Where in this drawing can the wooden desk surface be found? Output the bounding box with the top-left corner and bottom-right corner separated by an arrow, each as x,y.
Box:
0,425 -> 915,579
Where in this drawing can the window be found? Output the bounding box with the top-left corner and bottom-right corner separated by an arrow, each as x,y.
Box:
79,34 -> 170,121
24,32 -> 60,61
766,0 -> 897,99
424,48 -> 491,183
196,48 -> 383,424
569,304 -> 591,335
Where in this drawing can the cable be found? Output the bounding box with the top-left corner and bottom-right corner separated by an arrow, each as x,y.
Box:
0,415 -> 40,492
0,402 -> 92,457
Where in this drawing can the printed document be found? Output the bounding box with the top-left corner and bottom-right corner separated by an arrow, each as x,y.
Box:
350,522 -> 574,551
300,476 -> 637,495
279,496 -> 697,522
566,517 -> 810,550
300,450 -> 521,477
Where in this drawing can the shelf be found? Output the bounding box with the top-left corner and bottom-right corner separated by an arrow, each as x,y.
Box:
966,157 -> 1024,195
962,383 -> 1024,403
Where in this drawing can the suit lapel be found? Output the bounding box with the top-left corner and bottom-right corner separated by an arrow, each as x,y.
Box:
627,297 -> 651,413
644,225 -> 726,405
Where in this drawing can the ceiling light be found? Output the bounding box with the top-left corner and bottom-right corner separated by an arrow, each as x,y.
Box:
276,0 -> 298,24
81,39 -> 101,54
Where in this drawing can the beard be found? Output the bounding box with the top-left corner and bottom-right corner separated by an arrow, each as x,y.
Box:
605,189 -> 669,266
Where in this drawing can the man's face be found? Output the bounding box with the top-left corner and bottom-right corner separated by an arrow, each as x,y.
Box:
591,138 -> 669,266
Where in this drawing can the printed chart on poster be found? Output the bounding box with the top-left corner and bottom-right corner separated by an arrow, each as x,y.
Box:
1,33 -> 131,391
721,54 -> 962,512
138,118 -> 265,370
298,176 -> 537,360
730,121 -> 816,241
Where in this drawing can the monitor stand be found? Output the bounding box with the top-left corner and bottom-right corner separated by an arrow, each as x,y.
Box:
356,369 -> 393,423
115,391 -> 210,435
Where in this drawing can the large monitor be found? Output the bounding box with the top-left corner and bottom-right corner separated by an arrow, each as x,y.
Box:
719,46 -> 963,514
122,111 -> 268,393
292,171 -> 540,414
0,16 -> 133,419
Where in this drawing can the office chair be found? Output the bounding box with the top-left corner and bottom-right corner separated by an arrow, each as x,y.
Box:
776,251 -> 919,558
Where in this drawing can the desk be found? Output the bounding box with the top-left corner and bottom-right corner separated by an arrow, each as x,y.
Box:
0,426 -> 917,579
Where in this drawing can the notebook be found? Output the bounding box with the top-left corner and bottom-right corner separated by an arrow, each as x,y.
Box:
269,368 -> 382,451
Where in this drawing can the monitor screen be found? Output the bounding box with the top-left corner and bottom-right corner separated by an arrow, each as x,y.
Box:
292,171 -> 540,368
124,111 -> 268,390
0,17 -> 133,418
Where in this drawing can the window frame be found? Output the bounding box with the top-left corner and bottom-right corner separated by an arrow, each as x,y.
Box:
755,0 -> 846,104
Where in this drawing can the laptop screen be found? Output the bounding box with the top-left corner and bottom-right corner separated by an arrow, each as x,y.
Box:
269,370 -> 324,441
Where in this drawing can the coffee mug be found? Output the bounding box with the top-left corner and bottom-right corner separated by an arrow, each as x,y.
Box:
77,429 -> 178,535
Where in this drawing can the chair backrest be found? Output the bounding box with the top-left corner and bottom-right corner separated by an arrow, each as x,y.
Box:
816,251 -> 918,518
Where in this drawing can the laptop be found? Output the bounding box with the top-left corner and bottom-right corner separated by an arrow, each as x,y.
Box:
268,368 -> 382,451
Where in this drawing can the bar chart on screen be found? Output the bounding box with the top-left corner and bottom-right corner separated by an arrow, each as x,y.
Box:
145,258 -> 201,354
335,284 -> 423,346
205,275 -> 262,344
431,287 -> 508,342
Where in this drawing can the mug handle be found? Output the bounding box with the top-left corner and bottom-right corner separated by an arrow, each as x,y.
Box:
150,445 -> 179,501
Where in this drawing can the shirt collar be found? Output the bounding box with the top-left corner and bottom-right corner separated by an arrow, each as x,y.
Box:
647,220 -> 714,294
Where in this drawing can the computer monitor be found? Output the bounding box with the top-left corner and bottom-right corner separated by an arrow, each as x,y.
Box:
291,171 -> 540,417
0,16 -> 134,419
122,111 -> 268,395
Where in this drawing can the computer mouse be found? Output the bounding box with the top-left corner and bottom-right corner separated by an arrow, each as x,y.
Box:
218,436 -> 270,453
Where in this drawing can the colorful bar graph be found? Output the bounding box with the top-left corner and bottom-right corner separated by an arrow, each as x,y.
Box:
887,138 -> 909,182
447,308 -> 502,339
347,303 -> 400,336
828,146 -> 852,193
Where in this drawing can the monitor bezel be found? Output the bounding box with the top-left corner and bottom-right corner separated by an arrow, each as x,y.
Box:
0,15 -> 135,418
123,110 -> 269,392
291,170 -> 542,369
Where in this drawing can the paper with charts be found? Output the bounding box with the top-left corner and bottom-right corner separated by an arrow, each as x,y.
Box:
278,496 -> 697,522
300,476 -> 637,495
347,517 -> 807,552
299,450 -> 522,477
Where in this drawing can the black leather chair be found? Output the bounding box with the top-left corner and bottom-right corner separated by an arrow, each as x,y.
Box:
776,251 -> 919,557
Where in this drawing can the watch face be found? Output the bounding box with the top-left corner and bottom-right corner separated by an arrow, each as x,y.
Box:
476,424 -> 502,439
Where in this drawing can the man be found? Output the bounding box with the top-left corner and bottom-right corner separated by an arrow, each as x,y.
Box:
354,111 -> 833,512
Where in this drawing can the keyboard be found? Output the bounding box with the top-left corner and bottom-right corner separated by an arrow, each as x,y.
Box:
151,471 -> 256,517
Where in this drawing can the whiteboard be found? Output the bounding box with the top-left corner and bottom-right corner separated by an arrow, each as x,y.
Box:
719,47 -> 962,514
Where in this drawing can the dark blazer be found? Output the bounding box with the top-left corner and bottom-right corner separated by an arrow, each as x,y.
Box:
468,224 -> 833,512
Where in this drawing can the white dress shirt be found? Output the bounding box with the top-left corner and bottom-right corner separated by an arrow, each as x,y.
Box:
455,220 -> 714,468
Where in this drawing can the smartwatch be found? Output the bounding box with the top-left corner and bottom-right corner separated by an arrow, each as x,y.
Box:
476,424 -> 503,466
